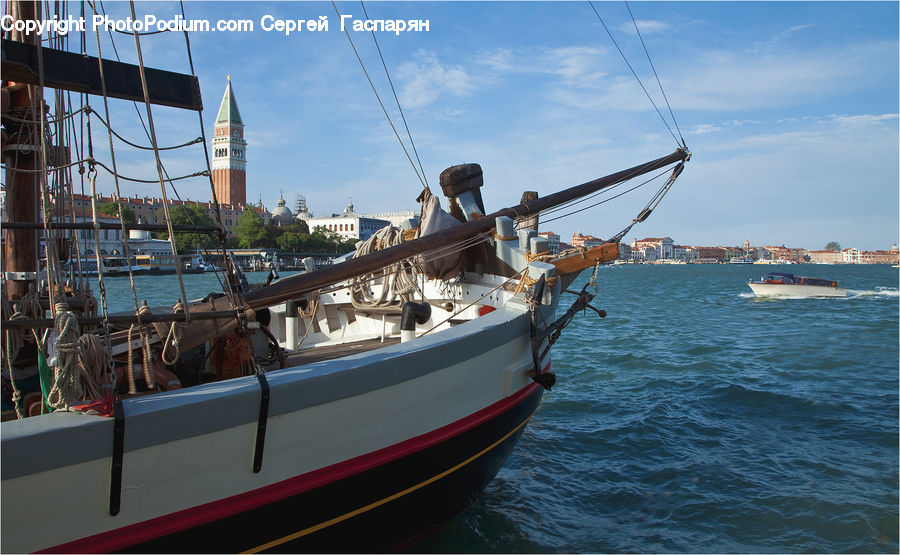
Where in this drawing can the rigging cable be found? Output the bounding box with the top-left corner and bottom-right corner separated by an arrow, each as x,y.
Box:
178,0 -> 240,304
128,0 -> 191,327
91,0 -> 227,300
587,1 -> 683,148
331,1 -> 428,190
538,168 -> 670,225
88,1 -> 150,356
625,1 -> 685,147
360,1 -> 429,189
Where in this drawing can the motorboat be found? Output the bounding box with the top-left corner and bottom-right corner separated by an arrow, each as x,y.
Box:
748,272 -> 847,297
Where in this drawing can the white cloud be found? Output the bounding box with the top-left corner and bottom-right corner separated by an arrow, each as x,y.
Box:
544,47 -> 608,89
690,124 -> 723,135
534,38 -> 897,114
617,19 -> 672,36
397,50 -> 476,109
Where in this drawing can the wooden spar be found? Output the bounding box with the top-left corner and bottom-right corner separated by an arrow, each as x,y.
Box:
242,148 -> 689,311
168,148 -> 688,353
3,2 -> 41,301
3,221 -> 221,234
3,310 -> 238,330
1,39 -> 203,111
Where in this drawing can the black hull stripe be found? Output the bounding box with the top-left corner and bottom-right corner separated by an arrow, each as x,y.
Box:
114,382 -> 545,553
246,400 -> 539,552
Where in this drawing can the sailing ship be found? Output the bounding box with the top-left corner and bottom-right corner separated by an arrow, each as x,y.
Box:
1,2 -> 689,552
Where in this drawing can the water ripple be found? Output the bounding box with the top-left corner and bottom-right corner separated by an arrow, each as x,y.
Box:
415,264 -> 898,553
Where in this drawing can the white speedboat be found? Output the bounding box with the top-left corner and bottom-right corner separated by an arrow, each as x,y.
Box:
748,272 -> 847,297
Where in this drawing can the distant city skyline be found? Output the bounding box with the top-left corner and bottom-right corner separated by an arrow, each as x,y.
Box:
557,230 -> 896,254
73,2 -> 897,251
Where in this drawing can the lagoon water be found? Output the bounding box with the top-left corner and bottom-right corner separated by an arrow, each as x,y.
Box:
413,263 -> 899,553
88,263 -> 898,553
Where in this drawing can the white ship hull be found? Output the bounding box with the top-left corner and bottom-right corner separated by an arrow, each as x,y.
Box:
1,280 -> 556,553
748,282 -> 847,298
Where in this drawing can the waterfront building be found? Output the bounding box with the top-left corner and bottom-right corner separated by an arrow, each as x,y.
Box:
722,246 -> 743,261
866,250 -> 900,264
807,250 -> 843,264
842,248 -> 861,264
694,246 -> 726,263
211,76 -> 247,206
306,201 -> 391,241
673,245 -> 697,262
763,245 -> 806,263
538,231 -> 560,255
754,246 -> 773,261
294,193 -> 417,230
841,248 -> 899,264
632,237 -> 674,259
364,210 -> 419,229
742,239 -> 752,257
571,232 -> 602,249
632,246 -> 658,263
617,242 -> 632,260
65,215 -> 125,255
59,193 -> 268,240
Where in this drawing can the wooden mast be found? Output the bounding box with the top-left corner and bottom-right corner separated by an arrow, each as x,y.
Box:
2,0 -> 41,301
1,1 -> 201,302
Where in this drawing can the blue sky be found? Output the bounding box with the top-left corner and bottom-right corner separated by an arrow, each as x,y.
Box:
79,1 -> 898,251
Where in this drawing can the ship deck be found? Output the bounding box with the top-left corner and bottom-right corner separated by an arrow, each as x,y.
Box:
277,336 -> 402,369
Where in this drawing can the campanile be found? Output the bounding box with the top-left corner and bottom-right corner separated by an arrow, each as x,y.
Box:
211,76 -> 247,205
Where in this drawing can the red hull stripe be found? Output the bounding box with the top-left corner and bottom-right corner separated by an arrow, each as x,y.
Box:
46,368 -> 547,554
246,392 -> 541,553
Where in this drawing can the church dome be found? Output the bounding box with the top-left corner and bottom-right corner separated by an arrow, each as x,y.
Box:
271,196 -> 293,226
297,205 -> 312,221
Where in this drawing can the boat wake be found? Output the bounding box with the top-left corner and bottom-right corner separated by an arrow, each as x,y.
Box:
847,287 -> 900,298
741,287 -> 899,300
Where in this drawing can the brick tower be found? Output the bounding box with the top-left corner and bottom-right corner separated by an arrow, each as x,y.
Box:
211,76 -> 247,205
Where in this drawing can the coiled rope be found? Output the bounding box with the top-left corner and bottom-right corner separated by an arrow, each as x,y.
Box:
77,333 -> 108,401
349,226 -> 424,309
126,302 -> 156,393
3,296 -> 28,419
513,250 -> 560,297
47,302 -> 83,410
160,300 -> 185,366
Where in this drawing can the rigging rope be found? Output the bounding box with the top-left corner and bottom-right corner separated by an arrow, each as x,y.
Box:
625,0 -> 685,147
4,298 -> 28,419
349,226 -> 425,308
88,12 -> 144,340
537,167 -> 670,225
178,0 -> 241,309
126,302 -> 157,393
77,333 -> 109,401
331,1 -> 428,190
35,30 -> 62,316
587,1 -> 684,148
128,0 -> 192,329
47,303 -> 83,410
87,108 -> 204,151
359,0 -> 429,189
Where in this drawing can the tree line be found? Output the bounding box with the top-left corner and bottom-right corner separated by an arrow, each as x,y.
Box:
98,202 -> 359,254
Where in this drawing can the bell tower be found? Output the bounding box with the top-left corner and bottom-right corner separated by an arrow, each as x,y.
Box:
211,76 -> 247,206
